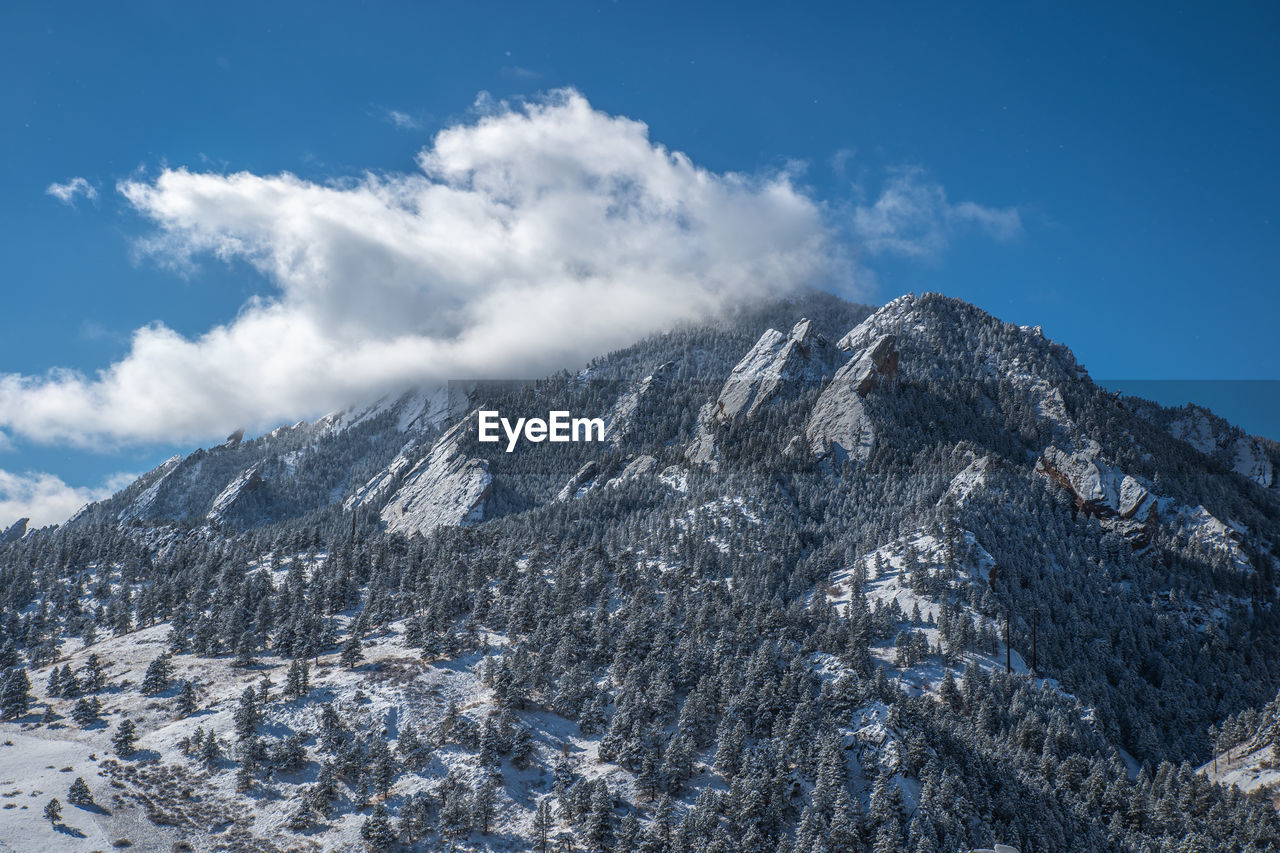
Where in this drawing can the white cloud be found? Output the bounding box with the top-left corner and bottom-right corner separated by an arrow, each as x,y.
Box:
46,177 -> 98,205
0,470 -> 135,529
0,89 -> 851,449
386,109 -> 419,130
852,166 -> 1021,258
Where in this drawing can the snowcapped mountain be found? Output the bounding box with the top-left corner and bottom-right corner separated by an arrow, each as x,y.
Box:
3,291 -> 1280,852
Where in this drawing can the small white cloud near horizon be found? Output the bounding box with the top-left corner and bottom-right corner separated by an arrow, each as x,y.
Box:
852,166 -> 1021,258
1,89 -> 853,450
46,177 -> 98,206
0,469 -> 136,529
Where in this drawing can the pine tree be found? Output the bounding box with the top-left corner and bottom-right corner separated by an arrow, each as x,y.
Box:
43,797 -> 61,825
0,641 -> 17,669
616,813 -> 642,853
46,666 -> 63,697
82,654 -> 106,693
175,680 -> 198,717
284,658 -> 309,699
360,803 -> 396,851
72,696 -> 102,728
340,633 -> 364,669
1,667 -> 32,719
200,728 -> 222,767
370,737 -> 396,795
140,654 -> 172,695
473,776 -> 499,834
829,787 -> 865,852
274,732 -> 307,772
112,717 -> 138,756
232,632 -> 258,668
586,780 -> 613,851
235,757 -> 256,793
67,777 -> 94,807
286,802 -> 312,832
533,798 -> 555,853
233,686 -> 259,742
399,792 -> 433,843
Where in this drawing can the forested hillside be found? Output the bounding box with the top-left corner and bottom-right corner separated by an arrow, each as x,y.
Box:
2,291 -> 1279,852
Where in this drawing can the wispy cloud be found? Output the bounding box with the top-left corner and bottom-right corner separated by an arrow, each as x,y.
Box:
385,109 -> 419,130
0,89 -> 851,449
0,469 -> 135,528
852,166 -> 1021,258
46,176 -> 98,206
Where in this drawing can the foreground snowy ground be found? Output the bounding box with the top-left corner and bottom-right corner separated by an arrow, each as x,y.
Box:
0,606 -> 658,852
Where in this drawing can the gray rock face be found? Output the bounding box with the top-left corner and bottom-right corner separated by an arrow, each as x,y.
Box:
1036,441 -> 1155,522
381,413 -> 492,536
206,463 -> 266,524
607,455 -> 657,488
606,362 -> 676,445
805,333 -> 899,465
1166,407 -> 1274,488
0,517 -> 28,544
556,461 -> 600,502
841,334 -> 899,396
689,318 -> 827,464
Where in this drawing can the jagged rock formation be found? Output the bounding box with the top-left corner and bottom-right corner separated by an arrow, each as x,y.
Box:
605,361 -> 676,445
942,455 -> 993,507
381,413 -> 492,536
607,454 -> 657,488
689,318 -> 830,463
556,461 -> 599,502
1036,442 -> 1155,522
5,291 -> 1280,851
206,462 -> 266,524
0,517 -> 27,544
805,331 -> 898,465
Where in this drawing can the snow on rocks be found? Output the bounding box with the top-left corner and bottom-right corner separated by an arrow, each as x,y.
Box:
1036,441 -> 1156,533
604,361 -> 675,445
116,455 -> 184,523
941,455 -> 993,507
605,455 -> 658,488
382,412 -> 492,537
658,465 -> 689,494
1233,437 -> 1275,489
1172,505 -> 1253,572
1168,407 -> 1274,488
205,462 -> 265,524
689,319 -> 827,464
0,517 -> 28,544
803,337 -> 897,466
555,461 -> 599,502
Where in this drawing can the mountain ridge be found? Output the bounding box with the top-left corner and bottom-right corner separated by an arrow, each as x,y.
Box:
3,290 -> 1280,851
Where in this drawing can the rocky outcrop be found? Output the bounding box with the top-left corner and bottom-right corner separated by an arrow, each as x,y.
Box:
1167,408 -> 1274,488
607,455 -> 657,488
0,517 -> 28,544
382,413 -> 492,537
1232,437 -> 1274,489
690,319 -> 829,464
1036,442 -> 1155,522
556,461 -> 599,502
606,362 -> 676,445
805,334 -> 899,465
942,456 -> 993,507
206,462 -> 266,524
842,333 -> 899,396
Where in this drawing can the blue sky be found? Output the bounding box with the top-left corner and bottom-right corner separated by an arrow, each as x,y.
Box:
1,1 -> 1278,525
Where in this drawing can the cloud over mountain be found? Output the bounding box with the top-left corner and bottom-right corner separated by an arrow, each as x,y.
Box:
1,90 -> 847,449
